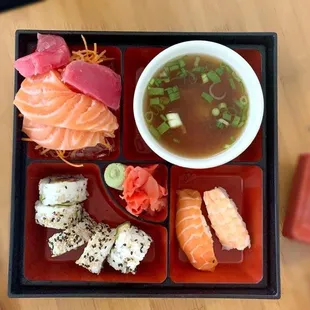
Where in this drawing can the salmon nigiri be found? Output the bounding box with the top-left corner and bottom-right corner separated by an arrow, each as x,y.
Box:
13,70 -> 118,133
22,118 -> 113,150
176,189 -> 218,271
203,187 -> 250,251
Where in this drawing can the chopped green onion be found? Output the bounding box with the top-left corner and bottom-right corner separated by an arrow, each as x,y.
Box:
207,71 -> 221,84
160,114 -> 167,122
178,59 -> 186,68
229,78 -> 236,89
157,122 -> 170,135
232,71 -> 241,82
224,144 -> 231,149
201,73 -> 209,84
154,78 -> 162,86
160,97 -> 170,105
145,111 -> 154,123
173,138 -> 180,143
241,108 -> 248,122
194,56 -> 200,67
216,120 -> 224,129
169,92 -> 180,102
172,86 -> 179,92
149,125 -> 160,139
232,115 -> 241,127
212,108 -> 220,117
235,99 -> 244,109
218,118 -> 229,127
238,121 -> 245,128
165,87 -> 174,94
222,111 -> 232,122
149,78 -> 155,86
167,60 -> 179,67
148,88 -> 164,96
218,102 -> 227,110
240,95 -> 248,106
201,92 -> 213,103
230,136 -> 236,142
179,67 -> 187,77
225,65 -> 232,73
215,67 -> 224,76
192,66 -> 205,73
239,81 -> 245,92
150,98 -> 165,110
169,64 -> 179,72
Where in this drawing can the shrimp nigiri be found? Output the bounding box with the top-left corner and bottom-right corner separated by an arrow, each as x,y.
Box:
203,187 -> 250,251
176,189 -> 218,271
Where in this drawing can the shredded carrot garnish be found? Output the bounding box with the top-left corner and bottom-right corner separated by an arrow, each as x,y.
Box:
70,35 -> 113,64
55,150 -> 83,168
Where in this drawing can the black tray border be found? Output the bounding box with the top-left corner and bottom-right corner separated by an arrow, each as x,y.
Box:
9,30 -> 279,299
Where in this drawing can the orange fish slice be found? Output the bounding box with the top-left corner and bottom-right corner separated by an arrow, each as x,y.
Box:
22,118 -> 113,151
14,70 -> 118,133
176,189 -> 218,271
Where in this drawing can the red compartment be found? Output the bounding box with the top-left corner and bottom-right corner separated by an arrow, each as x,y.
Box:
26,45 -> 122,161
104,163 -> 168,222
169,165 -> 263,283
123,47 -> 164,160
123,47 -> 262,162
24,163 -> 167,283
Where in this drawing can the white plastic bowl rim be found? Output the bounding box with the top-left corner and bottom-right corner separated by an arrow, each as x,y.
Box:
133,40 -> 264,169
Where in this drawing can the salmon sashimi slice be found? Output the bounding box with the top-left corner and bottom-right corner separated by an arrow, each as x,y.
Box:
22,118 -> 113,151
203,187 -> 251,251
176,189 -> 218,271
13,70 -> 118,133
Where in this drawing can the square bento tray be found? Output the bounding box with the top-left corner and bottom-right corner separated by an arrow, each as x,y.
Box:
9,30 -> 279,298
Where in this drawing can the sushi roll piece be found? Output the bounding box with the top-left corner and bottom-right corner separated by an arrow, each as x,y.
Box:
107,222 -> 152,274
76,223 -> 116,274
203,187 -> 251,251
48,209 -> 97,257
35,200 -> 82,229
39,175 -> 88,206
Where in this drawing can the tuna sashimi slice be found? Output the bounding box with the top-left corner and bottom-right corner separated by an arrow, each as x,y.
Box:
14,33 -> 70,78
122,165 -> 168,216
62,60 -> 122,110
22,118 -> 113,151
14,70 -> 118,133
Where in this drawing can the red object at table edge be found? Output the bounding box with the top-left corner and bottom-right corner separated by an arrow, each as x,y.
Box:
283,153 -> 310,244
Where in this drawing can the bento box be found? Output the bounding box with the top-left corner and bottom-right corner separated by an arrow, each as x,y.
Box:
9,30 -> 279,298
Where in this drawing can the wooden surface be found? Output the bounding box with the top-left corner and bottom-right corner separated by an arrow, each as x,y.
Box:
0,0 -> 310,308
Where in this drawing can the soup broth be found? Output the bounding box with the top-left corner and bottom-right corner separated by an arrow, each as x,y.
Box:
144,54 -> 249,158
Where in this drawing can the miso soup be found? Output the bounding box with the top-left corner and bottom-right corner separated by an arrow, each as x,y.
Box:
143,54 -> 249,158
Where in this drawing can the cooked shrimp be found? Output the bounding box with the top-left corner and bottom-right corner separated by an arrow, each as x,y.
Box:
203,187 -> 250,251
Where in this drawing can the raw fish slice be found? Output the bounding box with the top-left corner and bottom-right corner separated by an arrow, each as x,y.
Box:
14,70 -> 118,133
176,189 -> 218,271
203,187 -> 251,251
62,61 -> 122,110
14,34 -> 70,77
23,118 -> 114,151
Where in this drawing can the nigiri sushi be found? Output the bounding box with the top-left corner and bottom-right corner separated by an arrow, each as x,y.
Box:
39,175 -> 88,206
107,222 -> 152,274
203,187 -> 250,251
13,70 -> 118,133
176,189 -> 218,271
76,223 -> 116,274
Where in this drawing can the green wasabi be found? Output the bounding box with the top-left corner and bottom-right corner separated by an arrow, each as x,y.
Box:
104,163 -> 126,190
